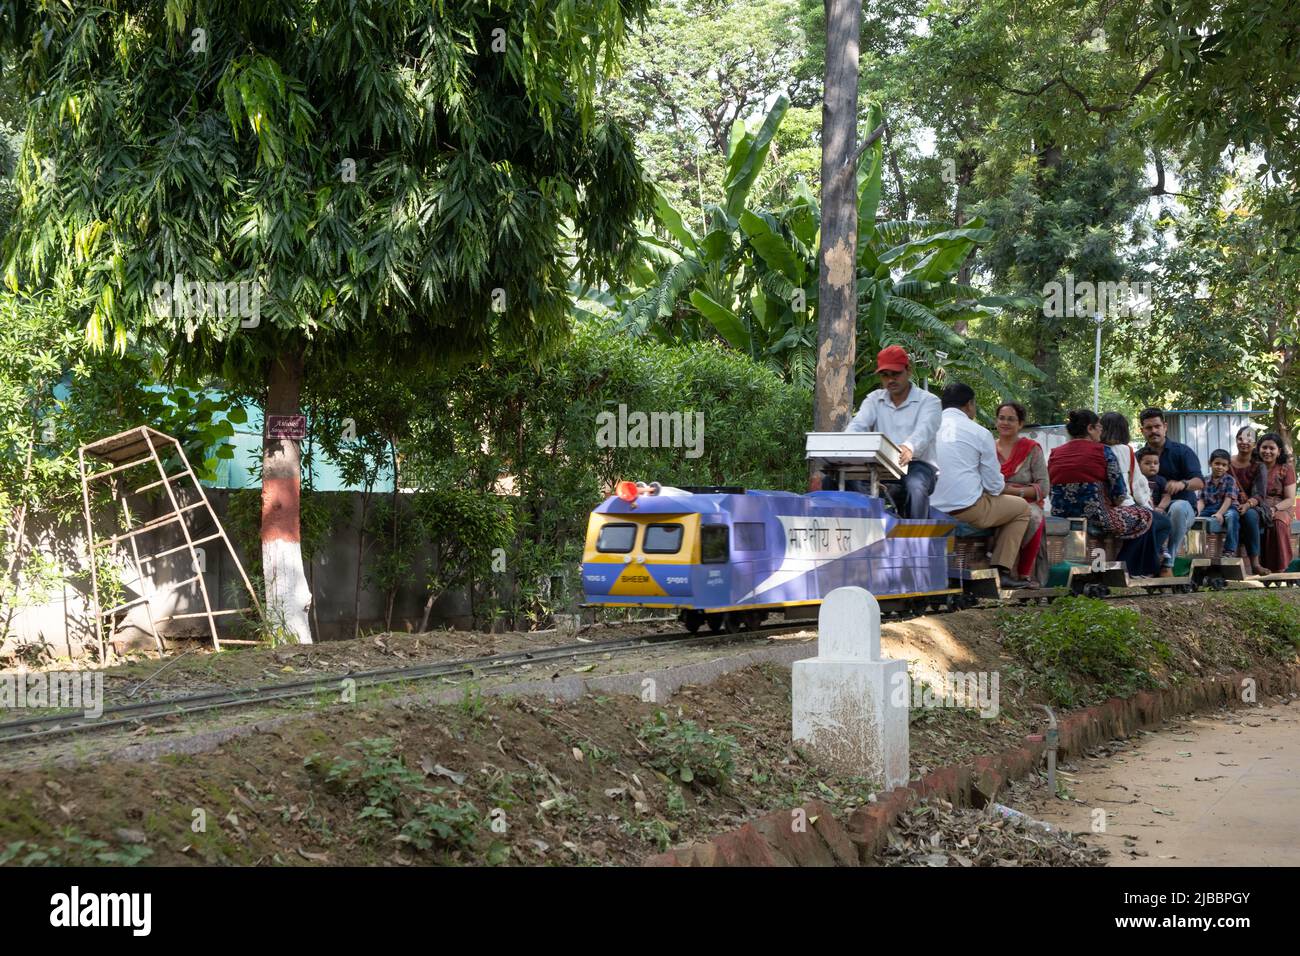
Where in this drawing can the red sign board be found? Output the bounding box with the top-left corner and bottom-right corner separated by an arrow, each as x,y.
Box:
267,415 -> 307,440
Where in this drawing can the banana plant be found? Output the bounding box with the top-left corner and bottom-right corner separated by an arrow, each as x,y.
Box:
608,96 -> 1043,398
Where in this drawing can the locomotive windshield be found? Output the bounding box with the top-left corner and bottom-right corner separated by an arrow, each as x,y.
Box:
596,523 -> 637,553
643,523 -> 684,553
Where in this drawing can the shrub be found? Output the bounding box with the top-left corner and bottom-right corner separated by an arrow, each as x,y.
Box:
304,737 -> 478,856
402,322 -> 811,627
637,710 -> 738,787
999,596 -> 1170,708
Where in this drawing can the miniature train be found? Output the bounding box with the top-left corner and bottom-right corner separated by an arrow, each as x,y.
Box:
580,435 -> 1300,632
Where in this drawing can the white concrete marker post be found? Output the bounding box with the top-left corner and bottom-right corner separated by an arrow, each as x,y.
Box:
792,586 -> 909,788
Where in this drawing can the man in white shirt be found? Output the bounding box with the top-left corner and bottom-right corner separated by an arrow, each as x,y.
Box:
844,345 -> 942,518
930,381 -> 1033,588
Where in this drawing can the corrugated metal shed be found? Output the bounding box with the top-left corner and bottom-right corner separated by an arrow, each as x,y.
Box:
1023,411 -> 1268,510
1163,410 -> 1269,473
1026,410 -> 1268,478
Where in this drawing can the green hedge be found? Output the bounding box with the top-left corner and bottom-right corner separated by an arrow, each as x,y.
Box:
402,321 -> 812,626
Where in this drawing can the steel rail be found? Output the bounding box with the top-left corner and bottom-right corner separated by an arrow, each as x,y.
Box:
0,621 -> 817,747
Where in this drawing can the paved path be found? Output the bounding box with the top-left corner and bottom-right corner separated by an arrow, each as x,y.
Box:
1024,698 -> 1300,866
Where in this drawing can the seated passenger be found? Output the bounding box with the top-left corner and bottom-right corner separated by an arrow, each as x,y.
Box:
1199,449 -> 1241,558
1228,426 -> 1267,574
1099,412 -> 1172,574
1137,445 -> 1173,566
841,345 -> 941,519
1136,446 -> 1170,512
1049,410 -> 1166,577
1139,407 -> 1204,572
929,382 -> 1033,588
1257,432 -> 1297,573
993,400 -> 1048,585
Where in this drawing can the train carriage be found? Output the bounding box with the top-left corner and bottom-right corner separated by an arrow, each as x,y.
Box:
580,481 -> 960,632
581,432 -> 1300,623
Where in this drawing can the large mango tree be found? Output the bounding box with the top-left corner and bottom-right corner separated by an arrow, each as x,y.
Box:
1,0 -> 652,643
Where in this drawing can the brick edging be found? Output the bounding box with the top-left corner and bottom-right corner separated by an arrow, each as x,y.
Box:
644,667 -> 1300,866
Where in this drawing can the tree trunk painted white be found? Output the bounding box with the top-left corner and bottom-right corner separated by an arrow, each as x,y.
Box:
261,351 -> 313,644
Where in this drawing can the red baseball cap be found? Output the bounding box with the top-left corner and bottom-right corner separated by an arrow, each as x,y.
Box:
875,345 -> 910,373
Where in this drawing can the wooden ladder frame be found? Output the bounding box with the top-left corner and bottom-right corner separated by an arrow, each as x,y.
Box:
77,426 -> 262,658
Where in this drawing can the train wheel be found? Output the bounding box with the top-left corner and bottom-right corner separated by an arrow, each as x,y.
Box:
705,613 -> 726,634
681,610 -> 704,634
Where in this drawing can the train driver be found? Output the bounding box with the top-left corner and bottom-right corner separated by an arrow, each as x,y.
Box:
844,345 -> 942,518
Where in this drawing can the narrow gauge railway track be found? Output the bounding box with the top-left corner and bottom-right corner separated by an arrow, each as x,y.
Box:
0,621 -> 818,748
1,579 -> 1288,749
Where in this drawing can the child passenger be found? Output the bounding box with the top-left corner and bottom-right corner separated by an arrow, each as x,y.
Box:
1137,446 -> 1172,565
1137,446 -> 1170,511
1200,448 -> 1241,557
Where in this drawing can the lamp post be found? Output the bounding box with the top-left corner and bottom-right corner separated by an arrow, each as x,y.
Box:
1092,311 -> 1103,413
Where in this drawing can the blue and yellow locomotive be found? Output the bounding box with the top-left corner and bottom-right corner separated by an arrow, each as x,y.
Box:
579,431 -> 1281,627
580,478 -> 963,632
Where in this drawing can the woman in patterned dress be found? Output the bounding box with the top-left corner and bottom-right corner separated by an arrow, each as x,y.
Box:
1047,409 -> 1168,577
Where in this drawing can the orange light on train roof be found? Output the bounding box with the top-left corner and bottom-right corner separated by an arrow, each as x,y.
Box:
616,480 -> 639,502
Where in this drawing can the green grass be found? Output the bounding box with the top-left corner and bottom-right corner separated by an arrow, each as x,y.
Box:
1212,592 -> 1300,654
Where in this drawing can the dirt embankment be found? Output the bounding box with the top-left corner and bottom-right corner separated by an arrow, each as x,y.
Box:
0,591 -> 1295,867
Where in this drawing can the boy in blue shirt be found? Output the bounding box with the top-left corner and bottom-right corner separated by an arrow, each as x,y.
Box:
1199,448 -> 1241,557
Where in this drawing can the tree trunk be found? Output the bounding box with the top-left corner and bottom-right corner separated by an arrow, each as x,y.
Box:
813,0 -> 864,436
353,482 -> 372,640
385,438 -> 399,632
305,398 -> 321,641
261,350 -> 313,644
1274,344 -> 1294,450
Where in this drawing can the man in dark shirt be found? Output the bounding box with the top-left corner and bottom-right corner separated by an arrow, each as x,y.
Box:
1139,408 -> 1204,571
